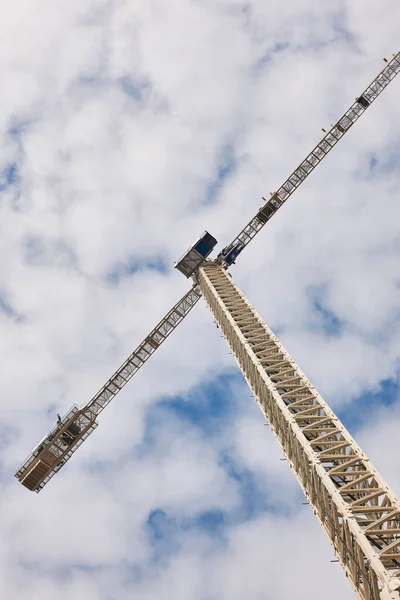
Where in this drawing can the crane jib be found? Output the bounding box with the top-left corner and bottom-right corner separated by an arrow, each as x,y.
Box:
216,52 -> 400,269
15,53 -> 400,502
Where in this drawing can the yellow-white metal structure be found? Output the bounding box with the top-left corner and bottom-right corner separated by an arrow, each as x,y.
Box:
15,285 -> 201,491
15,52 -> 400,600
199,262 -> 400,600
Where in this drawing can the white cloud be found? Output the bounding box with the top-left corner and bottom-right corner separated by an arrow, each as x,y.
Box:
0,1 -> 399,599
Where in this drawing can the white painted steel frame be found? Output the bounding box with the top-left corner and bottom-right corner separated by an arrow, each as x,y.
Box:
15,284 -> 202,491
16,406 -> 99,492
198,262 -> 400,600
217,52 -> 400,266
84,284 -> 202,416
16,53 -> 400,501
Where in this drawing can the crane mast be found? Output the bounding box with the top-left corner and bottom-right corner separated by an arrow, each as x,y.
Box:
198,262 -> 400,600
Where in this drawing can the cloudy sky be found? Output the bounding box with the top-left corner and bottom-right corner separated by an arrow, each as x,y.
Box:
0,1 -> 399,598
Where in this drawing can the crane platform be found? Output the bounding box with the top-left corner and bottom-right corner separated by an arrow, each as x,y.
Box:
15,406 -> 98,492
174,231 -> 217,277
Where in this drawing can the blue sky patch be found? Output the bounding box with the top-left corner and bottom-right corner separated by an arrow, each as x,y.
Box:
157,372 -> 241,438
312,298 -> 343,336
362,145 -> 400,180
331,11 -> 358,48
219,451 -> 293,520
0,292 -> 23,322
254,42 -> 290,73
106,257 -> 169,285
0,162 -> 18,192
144,458 -> 289,561
23,236 -> 46,265
205,144 -> 237,205
369,155 -> 378,171
376,146 -> 400,177
196,508 -> 225,535
145,507 -> 227,565
23,235 -> 78,270
147,509 -> 180,544
308,286 -> 343,336
132,373 -> 240,461
118,75 -> 151,105
137,372 -> 285,541
140,373 -> 290,533
338,376 -> 399,432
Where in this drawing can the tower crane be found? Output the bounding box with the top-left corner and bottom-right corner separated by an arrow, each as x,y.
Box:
16,53 -> 400,600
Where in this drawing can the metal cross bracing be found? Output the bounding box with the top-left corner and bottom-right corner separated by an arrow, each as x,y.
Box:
198,262 -> 400,600
14,53 -> 400,596
15,406 -> 99,492
16,284 -> 201,492
84,283 -> 202,417
14,50 -> 400,600
216,51 -> 400,267
15,53 -> 399,496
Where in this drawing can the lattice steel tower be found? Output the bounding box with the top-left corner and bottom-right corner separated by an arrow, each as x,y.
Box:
16,54 -> 400,600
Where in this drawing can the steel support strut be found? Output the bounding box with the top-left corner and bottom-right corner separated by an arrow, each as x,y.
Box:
217,51 -> 400,266
15,284 -> 202,492
198,262 -> 400,600
85,284 -> 202,417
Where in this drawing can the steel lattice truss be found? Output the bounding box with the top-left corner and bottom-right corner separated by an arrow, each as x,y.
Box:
15,406 -> 98,492
216,53 -> 400,264
15,50 -> 400,600
199,262 -> 400,600
84,284 -> 202,417
16,285 -> 201,491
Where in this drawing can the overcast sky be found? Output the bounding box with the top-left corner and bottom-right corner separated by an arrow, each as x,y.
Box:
0,1 -> 400,599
